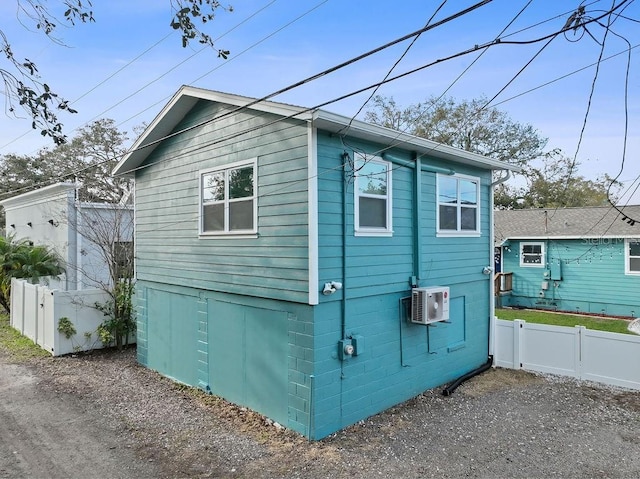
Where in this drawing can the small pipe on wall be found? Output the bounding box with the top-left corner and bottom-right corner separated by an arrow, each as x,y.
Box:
382,153 -> 456,175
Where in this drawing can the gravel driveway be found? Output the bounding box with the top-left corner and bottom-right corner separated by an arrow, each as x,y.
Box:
1,346 -> 639,478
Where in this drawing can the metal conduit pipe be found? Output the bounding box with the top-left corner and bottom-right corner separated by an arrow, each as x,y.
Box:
442,356 -> 493,396
381,153 -> 456,175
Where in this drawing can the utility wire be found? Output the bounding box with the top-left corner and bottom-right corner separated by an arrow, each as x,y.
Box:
0,0 -> 281,153
0,1 -> 633,200
0,0 -> 495,199
359,0 -> 539,163
339,0 -> 449,136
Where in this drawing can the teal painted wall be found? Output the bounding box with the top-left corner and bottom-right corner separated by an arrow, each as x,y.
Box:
136,280 -> 315,436
312,132 -> 493,439
134,100 -> 311,304
502,239 -> 640,317
132,97 -> 496,440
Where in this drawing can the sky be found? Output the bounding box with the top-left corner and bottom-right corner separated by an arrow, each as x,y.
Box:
0,0 -> 638,203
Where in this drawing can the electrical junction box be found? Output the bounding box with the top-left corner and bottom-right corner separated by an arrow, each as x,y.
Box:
411,286 -> 450,325
550,261 -> 562,281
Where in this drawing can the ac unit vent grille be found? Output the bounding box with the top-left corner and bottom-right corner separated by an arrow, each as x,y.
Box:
410,286 -> 450,325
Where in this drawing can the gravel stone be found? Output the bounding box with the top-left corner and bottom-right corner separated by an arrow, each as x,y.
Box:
9,347 -> 640,478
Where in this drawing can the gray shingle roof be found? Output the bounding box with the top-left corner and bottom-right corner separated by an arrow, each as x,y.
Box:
494,206 -> 640,244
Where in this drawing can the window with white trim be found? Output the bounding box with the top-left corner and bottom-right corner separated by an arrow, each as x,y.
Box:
520,241 -> 545,267
437,174 -> 480,235
354,153 -> 392,236
625,239 -> 640,275
200,159 -> 257,235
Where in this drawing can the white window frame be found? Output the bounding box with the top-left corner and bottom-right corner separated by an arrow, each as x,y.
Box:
520,241 -> 545,268
436,173 -> 481,237
625,238 -> 640,275
199,158 -> 258,238
353,153 -> 393,237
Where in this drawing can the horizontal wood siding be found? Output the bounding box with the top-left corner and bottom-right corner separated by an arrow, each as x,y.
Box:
317,131 -> 493,296
135,100 -> 310,303
503,239 -> 640,316
314,131 -> 494,438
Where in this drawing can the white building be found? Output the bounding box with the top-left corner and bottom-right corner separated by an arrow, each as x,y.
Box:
1,182 -> 133,291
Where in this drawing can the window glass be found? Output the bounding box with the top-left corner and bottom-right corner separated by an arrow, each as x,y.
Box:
203,172 -> 224,202
460,180 -> 477,205
358,161 -> 387,196
113,241 -> 133,278
200,160 -> 256,235
521,243 -> 544,266
354,154 -> 391,235
438,176 -> 457,204
460,207 -> 477,230
437,175 -> 479,234
439,205 -> 457,230
229,200 -> 254,230
359,197 -> 387,228
203,204 -> 224,232
229,166 -> 253,199
628,240 -> 640,274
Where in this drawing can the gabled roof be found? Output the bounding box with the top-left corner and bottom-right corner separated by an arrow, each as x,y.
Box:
495,206 -> 640,244
113,86 -> 521,177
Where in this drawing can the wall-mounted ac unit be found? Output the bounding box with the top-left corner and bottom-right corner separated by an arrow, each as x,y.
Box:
411,286 -> 450,325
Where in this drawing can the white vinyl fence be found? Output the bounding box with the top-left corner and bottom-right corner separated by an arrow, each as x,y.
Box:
494,318 -> 640,391
10,278 -> 133,356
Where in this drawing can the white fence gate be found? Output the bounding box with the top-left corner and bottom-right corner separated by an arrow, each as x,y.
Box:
10,278 -> 134,356
494,318 -> 640,391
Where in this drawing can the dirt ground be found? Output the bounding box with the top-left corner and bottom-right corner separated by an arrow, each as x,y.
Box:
1,347 -> 639,478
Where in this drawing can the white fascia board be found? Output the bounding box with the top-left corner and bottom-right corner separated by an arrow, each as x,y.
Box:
113,86 -> 312,178
112,87 -> 198,177
312,110 -> 521,173
307,124 -> 319,306
0,182 -> 76,210
78,202 -> 133,211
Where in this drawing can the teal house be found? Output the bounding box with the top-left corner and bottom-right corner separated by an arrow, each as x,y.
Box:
113,86 -> 518,439
495,207 -> 640,317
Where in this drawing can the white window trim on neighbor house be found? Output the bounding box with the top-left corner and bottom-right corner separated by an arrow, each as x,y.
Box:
199,158 -> 258,238
520,241 -> 546,268
353,153 -> 393,237
436,173 -> 481,237
625,238 -> 640,275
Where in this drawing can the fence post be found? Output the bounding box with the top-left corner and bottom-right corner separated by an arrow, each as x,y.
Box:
513,319 -> 525,369
576,325 -> 585,380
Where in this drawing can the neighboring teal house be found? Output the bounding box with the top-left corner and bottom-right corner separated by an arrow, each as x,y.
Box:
113,86 -> 519,440
495,206 -> 640,317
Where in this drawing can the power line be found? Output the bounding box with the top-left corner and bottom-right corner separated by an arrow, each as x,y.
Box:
0,0 -> 281,154
0,0 -> 495,200
119,0 -> 496,158
339,0 -> 450,136
1,1 -> 635,201
114,0 -> 329,130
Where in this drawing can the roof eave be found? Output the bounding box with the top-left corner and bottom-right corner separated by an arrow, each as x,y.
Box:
113,85 -> 521,177
112,86 -> 312,177
312,110 -> 522,172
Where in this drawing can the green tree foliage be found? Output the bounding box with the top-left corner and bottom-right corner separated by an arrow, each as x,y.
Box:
2,1 -> 229,144
364,95 -> 547,172
0,119 -> 133,226
495,153 -> 622,209
0,236 -> 63,312
364,95 -> 620,209
95,278 -> 134,350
